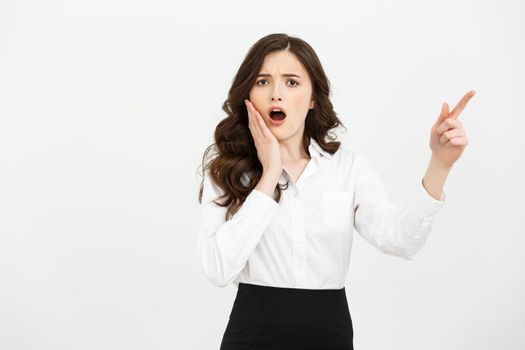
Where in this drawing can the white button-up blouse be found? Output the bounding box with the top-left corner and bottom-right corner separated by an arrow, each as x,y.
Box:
196,137 -> 446,289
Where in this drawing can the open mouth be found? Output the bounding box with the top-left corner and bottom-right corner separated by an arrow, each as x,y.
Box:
268,106 -> 287,121
270,111 -> 286,120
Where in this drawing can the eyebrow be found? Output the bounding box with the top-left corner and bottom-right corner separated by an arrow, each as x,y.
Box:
256,73 -> 302,79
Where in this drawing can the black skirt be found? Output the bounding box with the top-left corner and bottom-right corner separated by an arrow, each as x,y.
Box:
220,282 -> 353,350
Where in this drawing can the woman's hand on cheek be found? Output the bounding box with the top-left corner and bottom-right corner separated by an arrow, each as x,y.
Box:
245,99 -> 283,176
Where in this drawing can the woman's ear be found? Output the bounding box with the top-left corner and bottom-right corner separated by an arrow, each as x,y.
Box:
309,100 -> 315,109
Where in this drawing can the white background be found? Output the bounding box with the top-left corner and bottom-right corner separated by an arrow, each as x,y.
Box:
1,0 -> 524,349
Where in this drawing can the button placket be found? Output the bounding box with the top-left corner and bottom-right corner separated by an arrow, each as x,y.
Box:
291,192 -> 308,287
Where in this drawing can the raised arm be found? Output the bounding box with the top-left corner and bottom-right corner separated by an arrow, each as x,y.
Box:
354,90 -> 475,260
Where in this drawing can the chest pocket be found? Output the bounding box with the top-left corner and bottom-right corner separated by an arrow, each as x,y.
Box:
322,191 -> 353,232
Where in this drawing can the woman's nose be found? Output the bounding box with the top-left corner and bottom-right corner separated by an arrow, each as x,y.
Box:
270,82 -> 283,101
271,87 -> 282,101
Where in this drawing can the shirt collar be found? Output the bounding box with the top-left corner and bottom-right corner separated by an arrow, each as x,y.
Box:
308,137 -> 333,160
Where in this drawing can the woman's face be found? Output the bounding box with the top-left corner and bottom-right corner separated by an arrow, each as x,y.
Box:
248,50 -> 314,141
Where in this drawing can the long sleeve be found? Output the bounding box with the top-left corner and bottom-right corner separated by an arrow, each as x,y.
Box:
352,153 -> 446,260
196,170 -> 280,287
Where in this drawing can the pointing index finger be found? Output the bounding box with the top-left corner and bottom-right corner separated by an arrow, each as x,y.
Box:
450,90 -> 476,119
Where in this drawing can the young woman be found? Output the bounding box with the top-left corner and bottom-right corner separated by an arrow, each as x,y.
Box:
196,33 -> 474,349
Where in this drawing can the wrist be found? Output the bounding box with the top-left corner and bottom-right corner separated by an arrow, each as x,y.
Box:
430,153 -> 453,171
263,168 -> 282,181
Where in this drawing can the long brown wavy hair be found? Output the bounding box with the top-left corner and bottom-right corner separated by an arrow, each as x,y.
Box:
197,33 -> 347,221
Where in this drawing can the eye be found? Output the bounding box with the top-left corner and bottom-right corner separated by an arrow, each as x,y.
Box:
255,79 -> 299,87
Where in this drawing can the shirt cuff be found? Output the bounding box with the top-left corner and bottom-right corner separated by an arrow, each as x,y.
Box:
236,188 -> 280,224
251,188 -> 279,206
413,178 -> 446,218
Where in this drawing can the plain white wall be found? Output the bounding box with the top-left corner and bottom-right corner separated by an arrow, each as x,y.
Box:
1,0 -> 523,349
